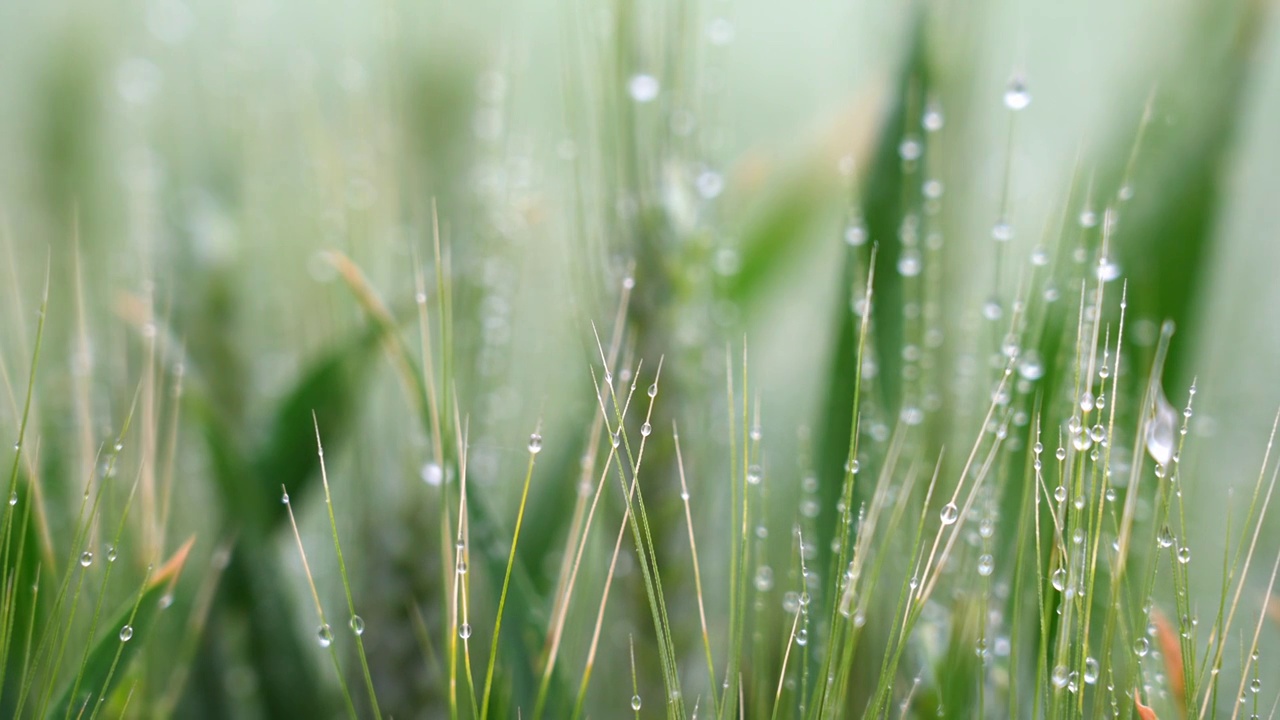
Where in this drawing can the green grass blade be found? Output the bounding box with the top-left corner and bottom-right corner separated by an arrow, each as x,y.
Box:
45,537 -> 193,720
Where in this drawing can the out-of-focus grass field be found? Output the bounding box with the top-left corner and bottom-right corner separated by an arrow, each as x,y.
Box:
2,0 -> 1280,717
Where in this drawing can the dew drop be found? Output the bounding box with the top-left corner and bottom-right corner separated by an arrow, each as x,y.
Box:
1052,664 -> 1069,688
1134,637 -> 1149,657
1177,547 -> 1191,564
844,222 -> 867,247
898,137 -> 923,162
106,545 -> 117,563
897,250 -> 922,277
640,422 -> 652,437
80,551 -> 93,568
747,465 -> 763,485
991,222 -> 1013,242
631,694 -> 642,711
1084,657 -> 1099,684
119,624 -> 133,642
754,565 -> 774,592
939,503 -> 959,525
420,461 -> 444,487
795,628 -> 809,646
1096,258 -> 1121,282
1054,485 -> 1067,503
459,622 -> 472,639
1018,351 -> 1044,380
1056,447 -> 1067,462
977,554 -> 994,577
281,490 -> 290,505
350,615 -> 365,636
317,623 -> 333,647
628,74 -> 659,103
1146,388 -> 1178,467
1080,392 -> 1095,413
1251,678 -> 1262,693
1157,526 -> 1174,548
696,171 -> 724,199
647,383 -> 658,398
922,103 -> 945,132
1003,77 -> 1031,110
8,491 -> 15,506
1051,568 -> 1067,592
456,558 -> 468,575
528,433 -> 543,454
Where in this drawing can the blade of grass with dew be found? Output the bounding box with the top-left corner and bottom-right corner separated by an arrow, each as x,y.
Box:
814,13 -> 929,596
331,253 -> 550,711
44,537 -> 193,720
312,416 -> 382,720
479,426 -> 540,719
0,471 -> 48,718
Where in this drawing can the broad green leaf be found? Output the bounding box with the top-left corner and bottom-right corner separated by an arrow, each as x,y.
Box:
814,15 -> 931,589
0,474 -> 50,718
250,327 -> 380,535
45,537 -> 194,720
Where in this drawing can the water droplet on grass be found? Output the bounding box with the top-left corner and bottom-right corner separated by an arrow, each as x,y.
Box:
459,623 -> 472,639
754,566 -> 773,592
1177,547 -> 1191,564
922,103 -> 945,131
528,433 -> 543,454
1084,657 -> 1099,684
1146,389 -> 1178,466
844,223 -> 867,246
106,546 -> 117,562
977,554 -> 994,576
940,503 -> 959,525
1051,568 -> 1067,591
631,694 -> 642,711
317,624 -> 333,647
1003,77 -> 1031,110
80,552 -> 93,568
119,625 -> 133,642
350,615 -> 365,635
696,171 -> 724,199
795,628 -> 809,646
628,74 -> 660,103
1134,637 -> 1149,657
420,462 -> 443,486
897,251 -> 922,277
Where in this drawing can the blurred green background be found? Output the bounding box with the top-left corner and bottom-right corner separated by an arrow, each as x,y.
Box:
2,0 -> 1280,717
